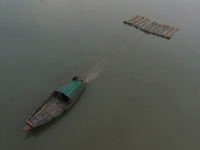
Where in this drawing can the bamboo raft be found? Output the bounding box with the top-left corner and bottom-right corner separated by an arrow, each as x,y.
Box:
123,14 -> 179,39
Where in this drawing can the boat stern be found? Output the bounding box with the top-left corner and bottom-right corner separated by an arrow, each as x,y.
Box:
81,77 -> 87,84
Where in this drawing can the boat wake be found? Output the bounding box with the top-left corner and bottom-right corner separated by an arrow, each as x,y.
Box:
85,68 -> 100,82
80,34 -> 142,80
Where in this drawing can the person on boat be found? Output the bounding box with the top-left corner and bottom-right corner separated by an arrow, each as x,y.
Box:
72,76 -> 80,81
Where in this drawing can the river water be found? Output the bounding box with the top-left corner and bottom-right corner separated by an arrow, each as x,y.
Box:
1,0 -> 200,149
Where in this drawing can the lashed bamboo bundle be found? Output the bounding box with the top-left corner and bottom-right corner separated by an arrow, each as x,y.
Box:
123,14 -> 179,39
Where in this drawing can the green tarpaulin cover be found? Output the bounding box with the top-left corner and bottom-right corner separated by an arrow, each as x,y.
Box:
60,80 -> 83,99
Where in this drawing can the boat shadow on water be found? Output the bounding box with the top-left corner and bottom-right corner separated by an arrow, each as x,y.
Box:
24,89 -> 85,140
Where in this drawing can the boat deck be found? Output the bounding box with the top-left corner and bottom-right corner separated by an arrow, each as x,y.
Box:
28,96 -> 69,127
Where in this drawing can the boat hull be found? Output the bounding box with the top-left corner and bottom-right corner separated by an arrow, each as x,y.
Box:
23,77 -> 85,130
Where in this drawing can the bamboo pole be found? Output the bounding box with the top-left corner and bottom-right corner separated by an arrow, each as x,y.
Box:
131,16 -> 144,24
141,21 -> 152,30
147,22 -> 160,32
155,25 -> 166,35
144,21 -> 157,31
153,25 -> 164,34
157,25 -> 169,35
138,19 -> 150,28
150,24 -> 162,33
166,27 -> 179,38
128,15 -> 141,24
161,27 -> 174,36
128,14 -> 140,22
123,14 -> 140,24
134,17 -> 148,26
137,19 -> 150,28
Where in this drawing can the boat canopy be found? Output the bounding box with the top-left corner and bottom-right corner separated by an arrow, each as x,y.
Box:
58,80 -> 84,100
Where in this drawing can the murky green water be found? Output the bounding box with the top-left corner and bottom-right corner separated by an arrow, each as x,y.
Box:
1,0 -> 200,149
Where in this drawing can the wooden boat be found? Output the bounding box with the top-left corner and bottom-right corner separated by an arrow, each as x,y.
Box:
23,76 -> 86,130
